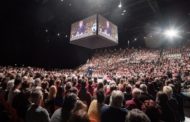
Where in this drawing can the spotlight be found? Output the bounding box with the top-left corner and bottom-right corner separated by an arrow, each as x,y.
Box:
57,33 -> 60,36
164,28 -> 179,39
118,0 -> 122,8
123,10 -> 126,13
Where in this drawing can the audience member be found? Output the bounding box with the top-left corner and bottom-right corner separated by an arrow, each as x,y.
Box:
26,89 -> 50,122
101,90 -> 127,122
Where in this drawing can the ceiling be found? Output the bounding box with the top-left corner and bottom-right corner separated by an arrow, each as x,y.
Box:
1,0 -> 190,68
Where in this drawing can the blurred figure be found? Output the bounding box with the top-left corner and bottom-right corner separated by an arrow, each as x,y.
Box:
125,88 -> 142,110
68,110 -> 90,122
26,89 -> 50,122
88,89 -> 106,122
163,85 -> 180,122
50,93 -> 78,122
78,80 -> 92,107
156,91 -> 175,122
8,77 -> 21,104
54,86 -> 64,110
125,109 -> 150,122
12,88 -> 31,122
45,85 -> 57,116
104,21 -> 112,36
77,20 -> 85,35
101,90 -> 127,122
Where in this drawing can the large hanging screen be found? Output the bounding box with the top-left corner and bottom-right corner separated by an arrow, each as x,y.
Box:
98,15 -> 118,42
70,15 -> 97,41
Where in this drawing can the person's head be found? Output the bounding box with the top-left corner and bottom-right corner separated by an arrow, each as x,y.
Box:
162,86 -> 173,99
88,79 -> 93,86
61,93 -> 78,122
21,80 -> 30,90
63,93 -> 78,111
72,78 -> 77,87
30,89 -> 43,105
55,79 -> 61,88
70,87 -> 79,95
125,85 -> 132,94
110,90 -> 124,108
56,86 -> 64,98
96,89 -> 105,104
49,85 -> 57,99
140,84 -> 148,93
126,109 -> 150,122
94,77 -> 97,83
110,81 -> 117,92
97,82 -> 104,90
72,100 -> 87,112
156,91 -> 168,106
34,78 -> 41,87
68,110 -> 90,122
65,82 -> 72,91
132,88 -> 141,99
14,77 -> 22,89
41,81 -> 48,90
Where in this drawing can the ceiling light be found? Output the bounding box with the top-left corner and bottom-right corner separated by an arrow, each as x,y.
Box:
164,28 -> 179,39
118,0 -> 122,8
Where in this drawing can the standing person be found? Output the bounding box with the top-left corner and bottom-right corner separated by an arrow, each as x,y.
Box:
26,89 -> 50,122
163,85 -> 180,122
8,77 -> 21,105
45,85 -> 57,116
171,84 -> 185,122
50,93 -> 78,122
86,79 -> 94,96
125,88 -> 142,110
88,89 -> 106,122
77,20 -> 85,35
156,91 -> 175,122
78,80 -> 92,107
104,21 -> 112,36
101,90 -> 127,122
86,65 -> 94,77
68,110 -> 90,122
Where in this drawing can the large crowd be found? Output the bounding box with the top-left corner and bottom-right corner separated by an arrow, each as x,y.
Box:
0,47 -> 190,122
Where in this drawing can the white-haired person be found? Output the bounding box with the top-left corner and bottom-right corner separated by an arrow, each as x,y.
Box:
163,85 -> 180,122
125,88 -> 142,110
26,89 -> 50,122
101,90 -> 127,122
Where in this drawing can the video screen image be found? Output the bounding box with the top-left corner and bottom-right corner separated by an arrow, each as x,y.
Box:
98,15 -> 118,42
70,15 -> 97,41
